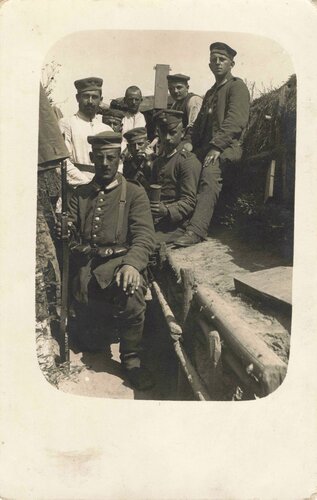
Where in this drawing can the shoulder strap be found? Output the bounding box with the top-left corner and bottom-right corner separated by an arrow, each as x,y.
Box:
115,175 -> 127,243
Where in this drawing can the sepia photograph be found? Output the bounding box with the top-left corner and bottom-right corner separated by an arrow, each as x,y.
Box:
1,0 -> 317,498
37,30 -> 295,401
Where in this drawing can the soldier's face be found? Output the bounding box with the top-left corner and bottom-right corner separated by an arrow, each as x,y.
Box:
209,52 -> 234,79
128,138 -> 148,159
158,122 -> 184,154
124,91 -> 142,114
91,148 -> 120,183
77,90 -> 102,118
102,117 -> 122,132
168,82 -> 189,101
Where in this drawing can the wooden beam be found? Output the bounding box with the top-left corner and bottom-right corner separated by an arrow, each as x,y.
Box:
153,64 -> 170,109
151,280 -> 210,401
194,285 -> 287,396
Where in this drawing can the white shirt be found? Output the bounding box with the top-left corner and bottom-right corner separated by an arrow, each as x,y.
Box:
59,111 -> 113,186
121,111 -> 146,152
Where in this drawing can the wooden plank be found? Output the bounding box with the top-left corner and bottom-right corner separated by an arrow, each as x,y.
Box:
234,266 -> 292,309
153,64 -> 170,109
194,286 -> 287,396
264,159 -> 276,202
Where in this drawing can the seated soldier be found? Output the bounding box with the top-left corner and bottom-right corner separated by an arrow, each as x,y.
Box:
122,127 -> 155,190
150,109 -> 202,244
68,131 -> 156,390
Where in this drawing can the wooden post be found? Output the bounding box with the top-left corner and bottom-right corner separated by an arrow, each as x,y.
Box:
180,267 -> 195,327
264,159 -> 276,202
153,64 -> 170,109
196,318 -> 223,399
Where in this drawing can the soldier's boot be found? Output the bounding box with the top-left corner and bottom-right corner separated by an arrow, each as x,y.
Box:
173,230 -> 203,247
121,352 -> 155,391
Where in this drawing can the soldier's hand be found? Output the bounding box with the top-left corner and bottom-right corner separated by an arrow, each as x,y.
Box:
115,265 -> 140,295
203,149 -> 221,167
150,202 -> 168,218
144,145 -> 154,157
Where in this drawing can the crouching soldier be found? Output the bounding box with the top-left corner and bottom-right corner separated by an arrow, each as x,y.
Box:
122,127 -> 155,190
150,109 -> 202,244
68,131 -> 156,390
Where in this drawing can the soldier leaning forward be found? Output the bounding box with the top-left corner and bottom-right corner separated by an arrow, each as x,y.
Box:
122,127 -> 155,190
68,131 -> 156,390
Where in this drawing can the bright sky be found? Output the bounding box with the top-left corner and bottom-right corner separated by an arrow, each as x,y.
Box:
44,30 -> 294,117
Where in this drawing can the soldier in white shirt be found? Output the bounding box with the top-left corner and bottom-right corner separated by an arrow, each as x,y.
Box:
121,86 -> 147,153
59,77 -> 113,186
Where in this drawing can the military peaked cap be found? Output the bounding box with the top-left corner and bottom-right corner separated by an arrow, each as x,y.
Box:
167,73 -> 190,83
209,42 -> 237,60
74,77 -> 103,93
102,108 -> 125,120
88,131 -> 122,149
123,127 -> 147,143
154,109 -> 184,128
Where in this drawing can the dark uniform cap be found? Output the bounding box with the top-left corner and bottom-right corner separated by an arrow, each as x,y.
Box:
154,109 -> 184,129
209,42 -> 237,60
74,77 -> 103,93
166,73 -> 190,83
123,127 -> 147,144
87,131 -> 122,150
102,108 -> 125,120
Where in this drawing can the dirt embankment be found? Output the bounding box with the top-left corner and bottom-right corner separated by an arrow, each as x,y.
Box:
171,229 -> 291,363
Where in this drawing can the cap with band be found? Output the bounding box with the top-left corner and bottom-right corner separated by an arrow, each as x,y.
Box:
154,109 -> 184,129
167,73 -> 190,84
74,77 -> 103,93
209,42 -> 237,60
88,131 -> 122,150
123,127 -> 147,144
101,108 -> 125,121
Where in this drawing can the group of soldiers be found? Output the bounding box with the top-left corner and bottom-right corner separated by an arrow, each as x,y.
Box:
44,41 -> 250,391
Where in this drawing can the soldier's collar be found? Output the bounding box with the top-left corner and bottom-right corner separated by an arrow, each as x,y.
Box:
214,72 -> 233,89
76,110 -> 98,122
91,174 -> 120,192
165,148 -> 178,158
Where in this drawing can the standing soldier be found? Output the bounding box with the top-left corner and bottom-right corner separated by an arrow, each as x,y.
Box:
174,42 -> 250,247
67,131 -> 156,390
167,73 -> 203,148
59,77 -> 113,186
121,86 -> 147,152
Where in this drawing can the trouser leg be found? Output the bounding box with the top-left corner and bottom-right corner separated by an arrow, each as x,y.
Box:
115,284 -> 147,369
186,160 -> 223,239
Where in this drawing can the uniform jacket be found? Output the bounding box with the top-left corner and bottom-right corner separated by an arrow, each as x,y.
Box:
68,173 -> 155,302
192,74 -> 250,163
151,149 -> 201,225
